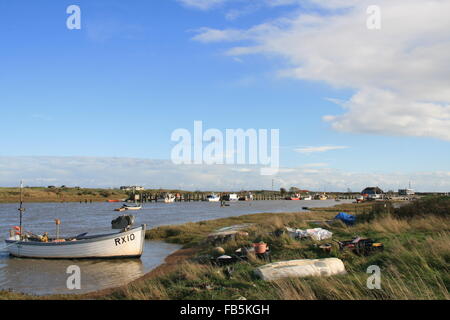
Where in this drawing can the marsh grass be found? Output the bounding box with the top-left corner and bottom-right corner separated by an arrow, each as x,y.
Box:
0,187 -> 128,203
115,199 -> 450,300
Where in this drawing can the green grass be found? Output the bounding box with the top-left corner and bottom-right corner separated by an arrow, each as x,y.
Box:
107,199 -> 449,300
0,187 -> 128,203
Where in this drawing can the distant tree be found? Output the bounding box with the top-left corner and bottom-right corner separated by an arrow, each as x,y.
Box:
289,187 -> 300,193
280,188 -> 287,196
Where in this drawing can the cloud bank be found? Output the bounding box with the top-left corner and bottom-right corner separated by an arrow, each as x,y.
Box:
1,156 -> 449,192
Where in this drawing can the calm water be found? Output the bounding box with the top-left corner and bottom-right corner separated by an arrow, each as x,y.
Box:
0,200 -> 350,295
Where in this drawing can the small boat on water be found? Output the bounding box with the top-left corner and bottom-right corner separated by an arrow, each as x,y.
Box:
239,193 -> 254,201
5,184 -> 146,259
206,193 -> 221,202
314,193 -> 328,201
114,203 -> 142,211
302,195 -> 312,201
228,193 -> 239,202
164,193 -> 176,203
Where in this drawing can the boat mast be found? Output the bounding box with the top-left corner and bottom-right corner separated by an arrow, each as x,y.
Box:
18,180 -> 25,239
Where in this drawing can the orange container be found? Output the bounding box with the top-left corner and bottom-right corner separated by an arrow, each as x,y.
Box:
254,243 -> 268,254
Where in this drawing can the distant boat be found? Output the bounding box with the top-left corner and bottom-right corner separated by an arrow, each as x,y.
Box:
223,193 -> 239,202
314,194 -> 328,201
239,193 -> 254,201
164,193 -> 176,203
124,204 -> 143,210
302,195 -> 312,201
107,199 -> 121,203
289,194 -> 301,200
115,204 -> 142,211
206,194 -> 220,202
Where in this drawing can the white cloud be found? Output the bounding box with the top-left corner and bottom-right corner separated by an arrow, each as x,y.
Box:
177,0 -> 227,10
1,156 -> 449,192
192,0 -> 450,141
295,146 -> 349,154
302,163 -> 329,168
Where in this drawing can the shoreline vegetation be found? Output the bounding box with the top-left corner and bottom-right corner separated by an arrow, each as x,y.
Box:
1,197 -> 448,300
0,187 -> 129,204
0,187 -> 306,204
0,186 -> 433,204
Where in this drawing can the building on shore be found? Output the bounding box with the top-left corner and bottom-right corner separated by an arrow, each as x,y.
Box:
361,187 -> 384,200
399,188 -> 415,196
120,186 -> 145,191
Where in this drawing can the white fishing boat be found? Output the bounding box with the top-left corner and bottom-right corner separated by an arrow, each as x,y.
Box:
206,193 -> 220,202
164,193 -> 176,203
5,224 -> 146,259
5,184 -> 146,259
228,193 -> 239,202
302,195 -> 312,201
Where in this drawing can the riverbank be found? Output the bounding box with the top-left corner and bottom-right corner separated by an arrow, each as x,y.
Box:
1,199 -> 449,300
0,187 -> 128,203
96,199 -> 449,300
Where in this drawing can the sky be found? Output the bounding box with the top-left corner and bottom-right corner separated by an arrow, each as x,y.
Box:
0,0 -> 449,192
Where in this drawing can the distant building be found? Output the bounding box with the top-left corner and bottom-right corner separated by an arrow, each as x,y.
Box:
361,187 -> 384,199
399,189 -> 415,196
120,186 -> 145,191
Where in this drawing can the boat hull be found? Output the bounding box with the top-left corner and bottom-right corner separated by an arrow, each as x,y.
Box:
124,206 -> 142,211
5,225 -> 146,259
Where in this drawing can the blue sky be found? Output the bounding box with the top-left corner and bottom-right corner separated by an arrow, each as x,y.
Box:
0,0 -> 449,191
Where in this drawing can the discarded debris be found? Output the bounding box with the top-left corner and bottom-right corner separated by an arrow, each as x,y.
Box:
335,237 -> 384,256
255,258 -> 346,281
207,224 -> 253,245
334,212 -> 356,226
284,227 -> 333,241
213,247 -> 226,255
214,224 -> 254,233
207,230 -> 249,245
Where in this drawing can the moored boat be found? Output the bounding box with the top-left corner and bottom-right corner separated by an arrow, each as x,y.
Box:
5,183 -> 146,259
115,203 -> 142,211
164,193 -> 176,203
206,193 -> 220,202
5,224 -> 146,259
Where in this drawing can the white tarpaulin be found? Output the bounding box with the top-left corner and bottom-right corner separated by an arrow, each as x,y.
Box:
285,227 -> 333,241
